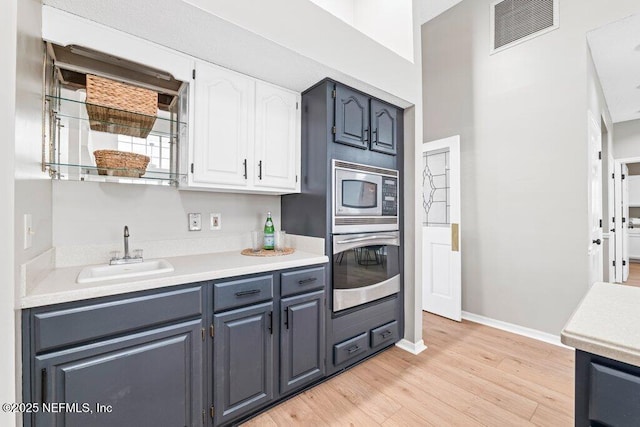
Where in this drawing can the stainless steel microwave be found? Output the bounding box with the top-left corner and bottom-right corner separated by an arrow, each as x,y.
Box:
332,159 -> 399,233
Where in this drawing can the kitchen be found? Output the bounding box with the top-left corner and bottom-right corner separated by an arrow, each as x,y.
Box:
4,0 -> 640,426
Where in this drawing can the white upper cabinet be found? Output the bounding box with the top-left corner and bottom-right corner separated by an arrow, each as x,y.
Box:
43,7 -> 301,195
629,175 -> 640,207
254,82 -> 300,191
190,61 -> 301,194
193,63 -> 254,187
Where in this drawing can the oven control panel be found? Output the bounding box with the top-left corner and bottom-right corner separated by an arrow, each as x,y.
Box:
382,178 -> 398,216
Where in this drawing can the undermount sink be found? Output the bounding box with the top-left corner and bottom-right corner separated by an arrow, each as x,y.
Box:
76,259 -> 175,284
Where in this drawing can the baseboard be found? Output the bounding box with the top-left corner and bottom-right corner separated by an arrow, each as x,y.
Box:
461,311 -> 570,349
395,338 -> 428,355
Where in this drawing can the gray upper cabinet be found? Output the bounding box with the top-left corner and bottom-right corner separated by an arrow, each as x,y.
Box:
280,290 -> 325,395
333,84 -> 400,156
370,99 -> 398,156
33,320 -> 202,427
334,85 -> 370,149
213,301 -> 274,426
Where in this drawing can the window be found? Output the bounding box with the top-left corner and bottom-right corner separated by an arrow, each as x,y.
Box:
117,134 -> 170,171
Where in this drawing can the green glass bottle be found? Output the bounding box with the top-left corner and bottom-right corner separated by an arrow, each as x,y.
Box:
263,211 -> 275,250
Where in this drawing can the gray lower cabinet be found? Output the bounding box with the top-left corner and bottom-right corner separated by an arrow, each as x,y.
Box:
575,349 -> 640,427
24,265 -> 329,427
23,285 -> 204,427
210,267 -> 327,426
213,301 -> 274,426
34,320 -> 202,427
280,290 -> 325,395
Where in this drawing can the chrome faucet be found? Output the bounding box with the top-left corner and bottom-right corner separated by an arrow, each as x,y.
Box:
110,225 -> 143,265
124,225 -> 130,259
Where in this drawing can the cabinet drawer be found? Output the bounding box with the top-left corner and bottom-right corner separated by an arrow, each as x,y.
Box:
589,362 -> 640,426
334,332 -> 368,366
33,286 -> 202,353
213,275 -> 273,312
370,320 -> 399,349
281,266 -> 325,297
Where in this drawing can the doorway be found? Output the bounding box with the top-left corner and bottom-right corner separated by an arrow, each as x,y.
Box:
611,157 -> 640,285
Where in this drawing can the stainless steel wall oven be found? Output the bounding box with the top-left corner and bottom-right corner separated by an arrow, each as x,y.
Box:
332,231 -> 400,311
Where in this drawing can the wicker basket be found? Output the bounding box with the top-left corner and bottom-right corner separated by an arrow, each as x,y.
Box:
93,150 -> 151,178
85,75 -> 158,138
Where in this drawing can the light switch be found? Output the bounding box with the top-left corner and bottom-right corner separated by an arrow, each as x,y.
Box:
188,213 -> 202,231
210,213 -> 221,230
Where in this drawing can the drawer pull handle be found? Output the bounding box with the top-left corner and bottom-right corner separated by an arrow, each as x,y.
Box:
284,307 -> 290,329
298,277 -> 317,285
347,345 -> 360,354
381,330 -> 393,339
41,368 -> 47,404
235,289 -> 261,297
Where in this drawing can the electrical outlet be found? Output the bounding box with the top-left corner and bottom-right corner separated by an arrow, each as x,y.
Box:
188,213 -> 202,231
210,213 -> 222,230
24,214 -> 33,249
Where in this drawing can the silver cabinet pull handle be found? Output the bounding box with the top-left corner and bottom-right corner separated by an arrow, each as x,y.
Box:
235,289 -> 261,297
336,235 -> 397,244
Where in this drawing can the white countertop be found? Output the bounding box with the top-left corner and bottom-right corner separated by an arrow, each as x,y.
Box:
561,282 -> 640,367
21,250 -> 328,309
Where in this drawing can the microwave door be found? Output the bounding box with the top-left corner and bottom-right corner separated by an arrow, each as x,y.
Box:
335,170 -> 382,216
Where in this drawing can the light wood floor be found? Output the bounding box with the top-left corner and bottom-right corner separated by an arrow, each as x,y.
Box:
242,312 -> 574,426
625,261 -> 640,287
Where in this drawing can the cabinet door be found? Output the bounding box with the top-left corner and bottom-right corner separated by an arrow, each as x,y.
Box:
334,85 -> 369,149
280,290 -> 325,395
370,99 -> 398,155
254,81 -> 300,191
213,301 -> 274,426
33,320 -> 202,427
193,61 -> 254,187
628,175 -> 640,207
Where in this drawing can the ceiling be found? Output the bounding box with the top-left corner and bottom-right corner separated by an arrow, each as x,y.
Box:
588,13 -> 640,123
416,0 -> 463,24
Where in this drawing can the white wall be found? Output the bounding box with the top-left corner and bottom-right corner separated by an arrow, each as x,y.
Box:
353,0 -> 414,62
614,119 -> 640,159
308,0 -> 414,62
175,0 -> 419,103
15,0 -> 52,270
308,0 -> 355,24
53,182 -> 281,247
402,0 -> 425,349
422,0 -> 640,334
0,0 -> 17,423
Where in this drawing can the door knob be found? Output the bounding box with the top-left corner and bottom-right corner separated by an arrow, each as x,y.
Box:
592,239 -> 602,245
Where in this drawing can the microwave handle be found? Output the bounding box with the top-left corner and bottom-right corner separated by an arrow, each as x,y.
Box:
336,235 -> 398,244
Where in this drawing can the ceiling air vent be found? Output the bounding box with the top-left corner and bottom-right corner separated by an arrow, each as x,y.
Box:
491,0 -> 559,54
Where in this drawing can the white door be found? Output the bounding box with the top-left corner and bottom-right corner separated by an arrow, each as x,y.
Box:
193,61 -> 254,187
623,164 -> 630,281
253,81 -> 300,191
588,112 -> 603,286
422,136 -> 461,321
607,155 -> 616,282
614,163 -> 630,282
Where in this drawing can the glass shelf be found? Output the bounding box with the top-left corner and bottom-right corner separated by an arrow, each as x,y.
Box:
45,95 -> 186,139
46,162 -> 186,186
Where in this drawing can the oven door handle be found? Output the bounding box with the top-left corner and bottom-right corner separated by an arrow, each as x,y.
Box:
336,235 -> 398,244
